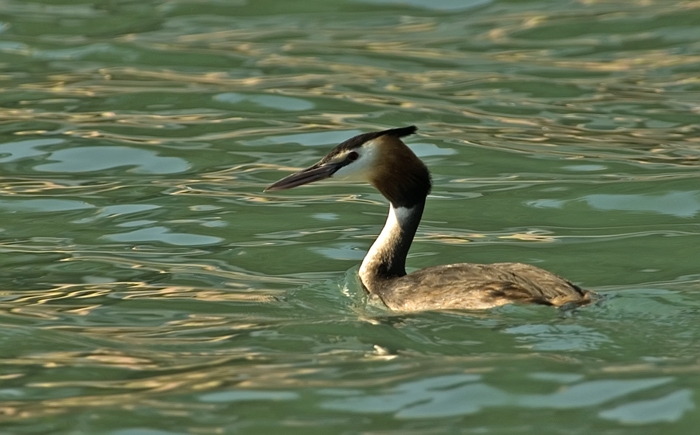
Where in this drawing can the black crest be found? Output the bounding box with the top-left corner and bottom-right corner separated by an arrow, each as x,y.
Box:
325,126 -> 418,157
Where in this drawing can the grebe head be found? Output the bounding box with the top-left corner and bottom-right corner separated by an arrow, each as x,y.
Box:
265,126 -> 430,208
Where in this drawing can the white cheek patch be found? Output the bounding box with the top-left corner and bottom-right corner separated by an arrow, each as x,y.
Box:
332,141 -> 379,182
333,160 -> 370,181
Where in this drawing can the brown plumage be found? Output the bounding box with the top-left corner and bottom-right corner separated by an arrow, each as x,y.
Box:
266,126 -> 595,312
371,263 -> 593,311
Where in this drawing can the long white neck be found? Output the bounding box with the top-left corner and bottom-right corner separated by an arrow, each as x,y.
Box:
359,201 -> 425,295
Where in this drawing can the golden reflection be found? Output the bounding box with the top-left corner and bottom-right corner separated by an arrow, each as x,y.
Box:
0,373 -> 23,380
0,345 -> 606,424
0,179 -> 118,195
14,130 -> 48,135
602,362 -> 700,375
4,282 -> 280,308
65,304 -> 101,316
420,232 -> 475,245
500,233 -> 557,242
0,106 -> 231,147
85,353 -> 153,366
64,254 -> 303,286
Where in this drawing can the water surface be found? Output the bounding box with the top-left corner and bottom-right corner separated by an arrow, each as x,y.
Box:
1,0 -> 699,433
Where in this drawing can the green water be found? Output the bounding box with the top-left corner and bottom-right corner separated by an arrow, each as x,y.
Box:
1,0 -> 699,433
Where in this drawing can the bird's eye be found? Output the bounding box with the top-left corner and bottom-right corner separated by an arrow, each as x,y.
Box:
347,151 -> 359,161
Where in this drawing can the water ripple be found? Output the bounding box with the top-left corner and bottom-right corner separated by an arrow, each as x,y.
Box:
1,0 -> 699,432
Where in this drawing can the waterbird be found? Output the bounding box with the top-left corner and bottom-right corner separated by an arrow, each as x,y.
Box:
265,126 -> 595,311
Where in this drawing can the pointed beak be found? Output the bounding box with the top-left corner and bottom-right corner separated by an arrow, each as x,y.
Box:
265,161 -> 342,192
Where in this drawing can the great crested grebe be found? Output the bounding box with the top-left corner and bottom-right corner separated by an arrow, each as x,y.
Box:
266,126 -> 594,311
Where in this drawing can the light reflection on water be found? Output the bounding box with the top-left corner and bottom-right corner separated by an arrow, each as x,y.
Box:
0,0 -> 699,433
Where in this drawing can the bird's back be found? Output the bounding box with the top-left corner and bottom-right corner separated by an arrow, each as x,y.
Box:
372,262 -> 594,311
